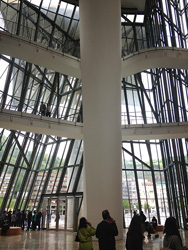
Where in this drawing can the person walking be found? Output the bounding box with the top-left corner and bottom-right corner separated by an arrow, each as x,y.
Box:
96,210 -> 118,250
77,217 -> 96,250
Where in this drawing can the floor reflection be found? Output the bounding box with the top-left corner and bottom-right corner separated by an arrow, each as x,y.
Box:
0,229 -> 188,250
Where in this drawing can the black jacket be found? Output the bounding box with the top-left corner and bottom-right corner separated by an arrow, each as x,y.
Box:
125,232 -> 144,250
96,220 -> 118,250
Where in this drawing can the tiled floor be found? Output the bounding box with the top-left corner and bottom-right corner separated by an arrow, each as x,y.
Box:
0,229 -> 188,250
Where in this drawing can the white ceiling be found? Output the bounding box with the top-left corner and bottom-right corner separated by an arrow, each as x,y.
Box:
121,0 -> 146,12
68,0 -> 146,12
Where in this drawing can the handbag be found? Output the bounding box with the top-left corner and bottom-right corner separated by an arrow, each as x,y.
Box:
75,233 -> 80,242
160,236 -> 173,250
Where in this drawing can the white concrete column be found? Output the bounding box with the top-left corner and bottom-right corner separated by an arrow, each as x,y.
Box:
80,0 -> 123,239
66,197 -> 74,230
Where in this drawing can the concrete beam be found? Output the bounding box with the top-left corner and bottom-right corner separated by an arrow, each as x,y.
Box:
0,109 -> 83,140
0,31 -> 81,79
1,32 -> 188,79
0,109 -> 188,140
122,123 -> 188,140
121,47 -> 188,77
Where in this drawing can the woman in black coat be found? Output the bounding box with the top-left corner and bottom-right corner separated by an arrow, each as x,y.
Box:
126,215 -> 144,250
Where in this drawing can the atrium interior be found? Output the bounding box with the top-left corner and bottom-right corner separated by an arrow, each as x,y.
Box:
0,0 -> 188,237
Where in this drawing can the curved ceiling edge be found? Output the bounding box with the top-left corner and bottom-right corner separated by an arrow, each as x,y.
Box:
1,32 -> 188,79
121,47 -> 188,77
0,31 -> 81,79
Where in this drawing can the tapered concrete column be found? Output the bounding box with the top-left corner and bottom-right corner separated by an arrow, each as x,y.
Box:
80,0 -> 123,239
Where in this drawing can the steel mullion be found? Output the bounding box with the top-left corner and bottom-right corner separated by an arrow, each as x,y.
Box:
122,147 -> 151,170
146,140 -> 161,224
18,63 -> 32,112
37,138 -> 60,210
130,142 -> 142,211
1,131 -> 29,211
63,78 -> 79,120
26,136 -> 49,210
56,139 -> 75,194
22,134 -> 43,210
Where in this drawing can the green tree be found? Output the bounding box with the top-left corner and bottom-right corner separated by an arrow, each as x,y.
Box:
123,199 -> 130,209
9,199 -> 16,209
0,198 -> 3,207
144,202 -> 149,212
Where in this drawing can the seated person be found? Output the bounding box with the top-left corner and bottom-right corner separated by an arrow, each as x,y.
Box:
1,217 -> 9,236
152,216 -> 158,229
145,221 -> 156,239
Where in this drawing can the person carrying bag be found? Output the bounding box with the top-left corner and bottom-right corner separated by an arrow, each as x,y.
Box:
162,217 -> 188,250
76,217 -> 96,250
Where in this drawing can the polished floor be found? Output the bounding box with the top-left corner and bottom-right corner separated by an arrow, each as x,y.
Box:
0,229 -> 188,250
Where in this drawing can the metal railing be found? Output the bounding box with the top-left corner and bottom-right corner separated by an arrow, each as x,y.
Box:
0,108 -> 83,128
0,17 -> 80,58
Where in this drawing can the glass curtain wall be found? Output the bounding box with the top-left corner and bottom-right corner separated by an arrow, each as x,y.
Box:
121,0 -> 188,228
0,0 -> 83,228
0,0 -> 188,229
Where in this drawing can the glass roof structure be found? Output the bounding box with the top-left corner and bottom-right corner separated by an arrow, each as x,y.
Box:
0,0 -> 188,230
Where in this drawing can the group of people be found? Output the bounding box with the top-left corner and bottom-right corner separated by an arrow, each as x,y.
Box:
76,209 -> 188,250
40,102 -> 51,117
125,211 -> 188,250
132,210 -> 158,239
1,207 -> 188,249
0,209 -> 42,236
77,209 -> 118,250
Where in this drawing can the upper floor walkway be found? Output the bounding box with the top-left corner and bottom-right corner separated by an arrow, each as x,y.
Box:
0,108 -> 188,141
1,31 -> 188,79
1,31 -> 188,140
